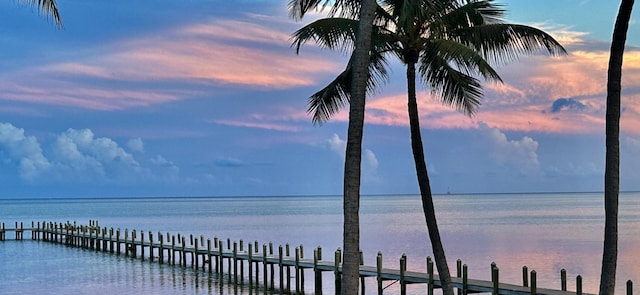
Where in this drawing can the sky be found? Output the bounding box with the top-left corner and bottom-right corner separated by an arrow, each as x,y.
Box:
0,0 -> 638,198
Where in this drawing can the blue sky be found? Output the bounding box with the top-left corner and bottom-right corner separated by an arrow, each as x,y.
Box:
0,0 -> 638,198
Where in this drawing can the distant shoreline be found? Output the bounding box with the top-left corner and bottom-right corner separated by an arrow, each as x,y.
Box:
1,190 -> 639,201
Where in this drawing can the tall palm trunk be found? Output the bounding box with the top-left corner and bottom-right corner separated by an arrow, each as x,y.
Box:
341,0 -> 377,294
406,61 -> 454,295
599,1 -> 634,294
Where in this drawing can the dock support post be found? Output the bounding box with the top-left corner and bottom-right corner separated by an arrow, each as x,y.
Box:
279,245 -> 284,292
159,233 -> 164,264
218,239 -> 224,281
334,248 -> 342,295
530,270 -> 537,295
462,264 -> 468,295
286,244 -> 292,292
456,259 -> 462,295
561,268 -> 566,291
181,236 -> 187,268
300,245 -> 305,293
427,256 -> 434,295
233,241 -> 238,284
240,240 -> 245,284
149,232 -> 154,261
577,275 -> 582,295
269,242 -> 275,291
523,266 -> 529,287
194,238 -> 200,269
360,251 -> 365,295
492,265 -> 499,295
141,231 -> 145,261
263,244 -> 268,289
376,252 -> 383,295
400,254 -> 407,295
315,247 -> 323,295
296,247 -> 301,294
171,235 -> 176,265
248,243 -> 254,288
207,239 -> 212,273
116,229 -> 121,255
627,280 -> 633,295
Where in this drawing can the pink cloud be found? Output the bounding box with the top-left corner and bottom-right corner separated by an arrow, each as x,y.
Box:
213,119 -> 302,132
0,80 -> 191,110
355,46 -> 640,135
1,16 -> 343,110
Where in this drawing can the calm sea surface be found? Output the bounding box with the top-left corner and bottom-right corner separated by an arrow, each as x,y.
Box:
1,192 -> 639,294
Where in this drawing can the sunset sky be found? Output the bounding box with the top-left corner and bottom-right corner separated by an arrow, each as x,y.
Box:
0,0 -> 638,198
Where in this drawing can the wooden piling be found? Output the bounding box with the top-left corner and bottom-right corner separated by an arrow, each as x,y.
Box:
400,254 -> 407,295
314,247 -> 323,295
377,252 -> 383,295
334,248 -> 341,295
531,270 -> 537,295
427,256 -> 434,295
492,265 -> 499,295
577,275 -> 582,295
462,264 -> 468,295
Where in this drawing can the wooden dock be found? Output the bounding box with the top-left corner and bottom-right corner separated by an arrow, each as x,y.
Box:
0,220 -> 616,295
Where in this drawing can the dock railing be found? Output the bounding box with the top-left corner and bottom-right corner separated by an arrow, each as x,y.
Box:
0,220 -> 630,295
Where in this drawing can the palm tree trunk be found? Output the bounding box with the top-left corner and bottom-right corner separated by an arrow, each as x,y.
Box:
406,61 -> 454,295
341,0 -> 377,294
600,1 -> 634,294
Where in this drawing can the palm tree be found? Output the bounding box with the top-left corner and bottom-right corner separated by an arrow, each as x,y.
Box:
19,0 -> 63,27
600,1 -> 635,294
289,0 -> 378,294
292,1 -> 565,294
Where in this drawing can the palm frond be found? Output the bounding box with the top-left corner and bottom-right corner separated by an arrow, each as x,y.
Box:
291,18 -> 359,53
289,0 -> 363,20
420,44 -> 485,116
288,0 -> 328,20
21,0 -> 63,27
453,23 -> 568,64
307,68 -> 352,124
308,50 -> 390,124
425,39 -> 502,83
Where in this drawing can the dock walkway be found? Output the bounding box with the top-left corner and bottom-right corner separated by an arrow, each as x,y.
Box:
0,221 -> 608,295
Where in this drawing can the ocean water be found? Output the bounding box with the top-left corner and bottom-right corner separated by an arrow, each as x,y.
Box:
0,192 -> 639,294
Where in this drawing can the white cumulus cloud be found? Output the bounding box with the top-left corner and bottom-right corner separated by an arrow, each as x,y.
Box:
0,122 -> 180,185
0,123 -> 51,181
478,122 -> 540,175
127,138 -> 145,153
324,133 -> 380,182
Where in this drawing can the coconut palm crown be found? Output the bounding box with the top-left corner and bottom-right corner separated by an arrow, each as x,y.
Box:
293,0 -> 566,122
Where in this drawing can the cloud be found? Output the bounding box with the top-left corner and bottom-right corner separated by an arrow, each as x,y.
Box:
48,128 -> 144,182
127,138 -> 144,153
477,122 -> 540,175
214,157 -> 247,168
549,98 -> 587,113
0,122 -> 180,184
294,35 -> 640,136
0,122 -> 51,181
0,16 -> 343,111
327,133 -> 347,156
323,133 -> 380,181
213,119 -> 302,132
626,136 -> 640,150
363,149 -> 379,170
